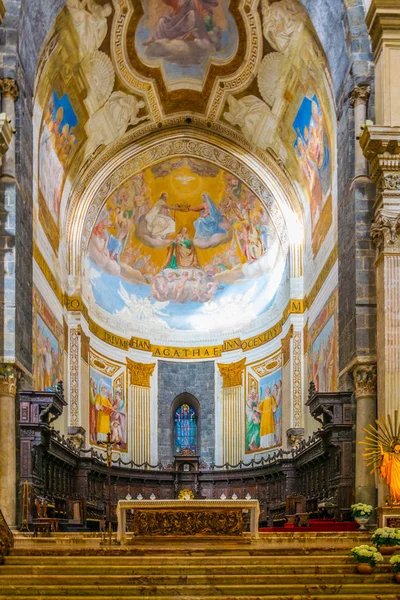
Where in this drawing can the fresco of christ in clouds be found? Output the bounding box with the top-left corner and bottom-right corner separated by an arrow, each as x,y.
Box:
135,0 -> 239,85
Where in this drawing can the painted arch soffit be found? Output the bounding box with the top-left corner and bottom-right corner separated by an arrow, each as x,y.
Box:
111,0 -> 260,118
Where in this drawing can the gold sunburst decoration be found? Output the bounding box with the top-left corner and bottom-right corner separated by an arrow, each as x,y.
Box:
178,489 -> 194,500
360,411 -> 400,504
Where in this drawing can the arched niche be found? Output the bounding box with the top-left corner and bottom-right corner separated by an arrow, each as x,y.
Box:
171,392 -> 200,458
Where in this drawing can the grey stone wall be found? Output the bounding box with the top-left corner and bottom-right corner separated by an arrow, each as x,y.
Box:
157,361 -> 215,467
335,1 -> 375,384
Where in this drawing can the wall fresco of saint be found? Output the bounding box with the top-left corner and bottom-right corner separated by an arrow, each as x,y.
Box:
33,287 -> 64,391
308,289 -> 338,393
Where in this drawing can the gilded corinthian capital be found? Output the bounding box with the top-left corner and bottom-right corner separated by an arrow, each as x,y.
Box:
0,364 -> 18,396
0,79 -> 19,101
217,358 -> 246,388
371,209 -> 400,251
352,364 -> 377,398
127,359 -> 155,388
350,85 -> 370,107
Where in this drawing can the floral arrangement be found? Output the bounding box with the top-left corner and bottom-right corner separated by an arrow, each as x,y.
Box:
178,489 -> 194,500
351,503 -> 373,518
371,527 -> 400,548
390,554 -> 400,573
350,545 -> 383,566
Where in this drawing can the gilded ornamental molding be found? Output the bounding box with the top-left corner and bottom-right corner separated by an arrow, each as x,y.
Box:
218,358 -> 246,388
127,359 -> 155,388
352,364 -> 377,398
281,325 -> 294,365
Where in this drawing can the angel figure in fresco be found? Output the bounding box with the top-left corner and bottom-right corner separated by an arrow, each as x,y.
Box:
361,412 -> 400,504
255,387 -> 277,449
190,193 -> 230,240
143,0 -> 219,47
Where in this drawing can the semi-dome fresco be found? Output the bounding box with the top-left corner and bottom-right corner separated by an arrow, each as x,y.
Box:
83,157 -> 285,333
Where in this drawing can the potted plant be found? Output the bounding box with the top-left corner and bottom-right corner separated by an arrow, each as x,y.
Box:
351,545 -> 383,574
351,503 -> 373,530
390,554 -> 400,582
371,527 -> 400,554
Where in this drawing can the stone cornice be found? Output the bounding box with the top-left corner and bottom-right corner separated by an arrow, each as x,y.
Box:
359,125 -> 400,191
366,0 -> 400,55
352,363 -> 377,398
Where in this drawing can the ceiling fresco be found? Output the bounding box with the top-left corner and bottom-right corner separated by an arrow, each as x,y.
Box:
33,0 -> 337,344
134,0 -> 239,90
83,157 -> 285,333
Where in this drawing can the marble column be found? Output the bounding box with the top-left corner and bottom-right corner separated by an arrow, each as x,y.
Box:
350,85 -> 370,178
0,365 -> 17,527
127,360 -> 155,466
360,128 -> 400,419
218,359 -> 246,466
352,363 -> 377,507
0,79 -> 18,179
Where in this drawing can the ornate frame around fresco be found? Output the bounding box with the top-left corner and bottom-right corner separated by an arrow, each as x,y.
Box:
307,288 -> 338,393
244,350 -> 283,455
88,348 -> 128,452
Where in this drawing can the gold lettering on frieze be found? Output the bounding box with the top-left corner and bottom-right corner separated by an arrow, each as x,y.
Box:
152,345 -> 222,359
241,322 -> 283,352
88,320 -> 130,351
127,359 -> 155,388
222,338 -> 242,352
218,358 -> 246,388
130,337 -> 152,352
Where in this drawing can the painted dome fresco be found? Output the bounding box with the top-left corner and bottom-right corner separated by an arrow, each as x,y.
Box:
83,157 -> 286,335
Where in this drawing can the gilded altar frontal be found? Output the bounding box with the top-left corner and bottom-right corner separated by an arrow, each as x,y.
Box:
0,0 -> 399,597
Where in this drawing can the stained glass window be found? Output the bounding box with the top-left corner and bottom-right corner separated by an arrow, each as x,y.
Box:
174,404 -> 197,454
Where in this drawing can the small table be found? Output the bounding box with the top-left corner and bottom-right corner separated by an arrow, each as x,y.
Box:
116,499 -> 260,543
32,518 -> 59,537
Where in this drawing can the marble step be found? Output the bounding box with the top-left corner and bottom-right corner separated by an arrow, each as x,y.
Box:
5,554 -> 354,563
0,583 -> 400,596
1,564 -> 384,575
0,573 -> 396,585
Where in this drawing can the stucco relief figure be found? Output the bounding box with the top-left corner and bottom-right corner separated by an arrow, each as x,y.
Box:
67,0 -> 112,59
261,0 -> 305,54
224,95 -> 271,144
84,91 -> 147,159
142,0 -> 222,67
